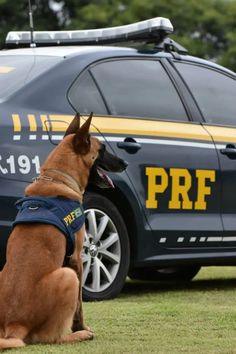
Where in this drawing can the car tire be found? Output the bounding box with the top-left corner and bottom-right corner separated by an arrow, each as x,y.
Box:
129,265 -> 201,282
82,192 -> 130,301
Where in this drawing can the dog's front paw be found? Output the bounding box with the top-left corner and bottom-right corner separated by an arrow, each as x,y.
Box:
72,320 -> 92,333
75,329 -> 94,341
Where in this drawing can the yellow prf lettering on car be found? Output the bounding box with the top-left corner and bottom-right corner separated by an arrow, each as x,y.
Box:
146,167 -> 168,208
195,170 -> 216,210
145,167 -> 216,210
168,168 -> 193,209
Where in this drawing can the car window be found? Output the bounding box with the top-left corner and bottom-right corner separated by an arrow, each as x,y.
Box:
89,59 -> 188,121
176,62 -> 236,126
0,55 -> 61,101
68,70 -> 108,115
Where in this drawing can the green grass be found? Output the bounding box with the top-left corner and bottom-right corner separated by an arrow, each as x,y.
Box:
5,267 -> 236,354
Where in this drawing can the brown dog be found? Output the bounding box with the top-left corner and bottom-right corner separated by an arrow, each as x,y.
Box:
0,113 -> 127,349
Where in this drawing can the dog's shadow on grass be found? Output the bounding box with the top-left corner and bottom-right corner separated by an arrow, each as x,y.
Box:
122,276 -> 236,297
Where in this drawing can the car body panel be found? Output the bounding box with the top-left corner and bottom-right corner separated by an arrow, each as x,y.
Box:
204,124 -> 236,240
1,39 -> 236,276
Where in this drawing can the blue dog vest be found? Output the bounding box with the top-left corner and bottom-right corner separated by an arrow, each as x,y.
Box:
13,196 -> 85,260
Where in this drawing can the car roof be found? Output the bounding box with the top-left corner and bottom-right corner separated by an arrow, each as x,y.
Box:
179,54 -> 236,76
1,44 -> 235,77
0,45 -> 138,58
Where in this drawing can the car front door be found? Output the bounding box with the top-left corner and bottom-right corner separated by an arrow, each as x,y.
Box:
176,61 -> 236,248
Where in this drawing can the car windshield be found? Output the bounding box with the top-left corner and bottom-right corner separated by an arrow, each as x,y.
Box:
0,54 -> 61,101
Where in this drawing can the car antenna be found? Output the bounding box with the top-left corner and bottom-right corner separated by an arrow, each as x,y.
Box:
28,0 -> 36,47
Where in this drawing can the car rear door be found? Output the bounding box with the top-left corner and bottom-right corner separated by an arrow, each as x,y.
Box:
68,57 -> 222,261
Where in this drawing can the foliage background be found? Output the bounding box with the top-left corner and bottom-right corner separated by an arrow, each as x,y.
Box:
0,0 -> 236,71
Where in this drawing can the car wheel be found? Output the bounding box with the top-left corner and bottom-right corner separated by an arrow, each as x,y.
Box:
82,192 -> 130,301
129,265 -> 201,282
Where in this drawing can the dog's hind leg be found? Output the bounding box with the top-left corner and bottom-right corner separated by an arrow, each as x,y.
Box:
0,324 -> 28,349
0,273 -> 28,349
28,267 -> 93,344
0,338 -> 25,349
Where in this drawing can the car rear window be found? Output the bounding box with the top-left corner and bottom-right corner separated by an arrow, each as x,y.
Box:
90,59 -> 188,121
0,55 -> 61,100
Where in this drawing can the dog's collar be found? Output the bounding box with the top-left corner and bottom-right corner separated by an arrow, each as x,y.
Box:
33,169 -> 84,195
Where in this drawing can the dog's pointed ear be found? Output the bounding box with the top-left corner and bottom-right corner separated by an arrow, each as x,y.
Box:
73,112 -> 93,154
64,113 -> 80,137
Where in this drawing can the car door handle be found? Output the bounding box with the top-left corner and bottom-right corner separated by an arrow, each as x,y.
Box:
220,144 -> 236,159
117,137 -> 141,153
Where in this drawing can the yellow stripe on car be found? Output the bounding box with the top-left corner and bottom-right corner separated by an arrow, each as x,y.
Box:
49,115 -> 74,132
12,114 -> 21,132
91,117 -> 211,141
204,125 -> 236,143
11,114 -> 236,145
27,114 -> 37,132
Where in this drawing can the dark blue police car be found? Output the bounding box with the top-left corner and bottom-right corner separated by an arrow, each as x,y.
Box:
1,17 -> 236,300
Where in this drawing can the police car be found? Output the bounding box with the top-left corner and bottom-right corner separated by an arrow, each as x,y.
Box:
1,17 -> 236,301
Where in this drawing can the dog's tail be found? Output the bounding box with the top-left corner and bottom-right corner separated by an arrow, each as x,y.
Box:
0,338 -> 25,349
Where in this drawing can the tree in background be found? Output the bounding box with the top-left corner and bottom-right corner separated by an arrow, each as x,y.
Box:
0,0 -> 236,71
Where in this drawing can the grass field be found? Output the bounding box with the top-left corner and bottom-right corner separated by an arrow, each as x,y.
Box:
5,266 -> 236,354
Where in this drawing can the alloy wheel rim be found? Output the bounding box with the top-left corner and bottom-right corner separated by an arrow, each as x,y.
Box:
82,208 -> 121,293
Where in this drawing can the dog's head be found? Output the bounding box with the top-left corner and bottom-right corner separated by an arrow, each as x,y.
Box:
64,113 -> 128,189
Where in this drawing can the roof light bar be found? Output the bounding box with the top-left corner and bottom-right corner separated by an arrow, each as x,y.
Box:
5,17 -> 173,47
